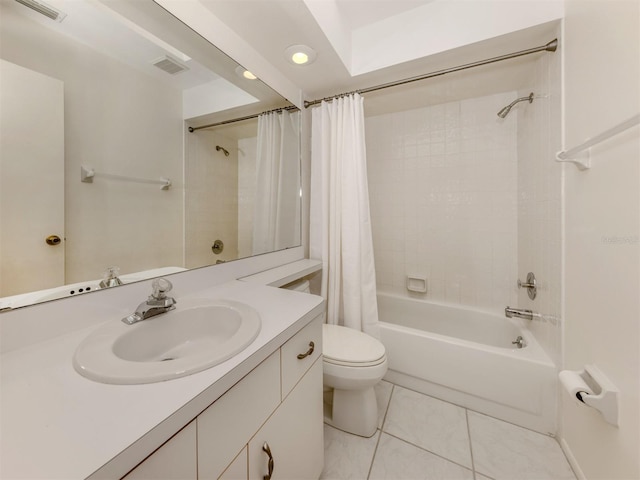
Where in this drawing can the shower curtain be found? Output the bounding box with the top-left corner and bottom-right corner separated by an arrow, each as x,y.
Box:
309,93 -> 380,338
253,110 -> 300,255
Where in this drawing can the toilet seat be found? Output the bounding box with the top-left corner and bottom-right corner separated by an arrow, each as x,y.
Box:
323,324 -> 386,367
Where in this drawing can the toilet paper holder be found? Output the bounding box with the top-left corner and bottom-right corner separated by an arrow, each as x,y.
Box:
559,364 -> 619,427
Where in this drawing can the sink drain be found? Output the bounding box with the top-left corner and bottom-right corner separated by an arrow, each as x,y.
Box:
160,357 -> 175,362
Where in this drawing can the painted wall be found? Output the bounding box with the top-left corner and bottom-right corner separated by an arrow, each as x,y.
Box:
0,7 -> 184,284
560,1 -> 640,478
516,34 -> 563,367
366,92 -> 519,313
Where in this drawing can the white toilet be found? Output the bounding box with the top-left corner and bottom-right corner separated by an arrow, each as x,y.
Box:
285,279 -> 388,438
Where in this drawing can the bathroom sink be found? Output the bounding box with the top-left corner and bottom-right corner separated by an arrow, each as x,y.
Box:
73,299 -> 261,384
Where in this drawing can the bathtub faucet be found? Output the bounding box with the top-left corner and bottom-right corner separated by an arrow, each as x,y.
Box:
505,306 -> 539,321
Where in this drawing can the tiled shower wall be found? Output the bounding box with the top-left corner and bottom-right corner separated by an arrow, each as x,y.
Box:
366,92 -> 520,313
516,48 -> 562,366
238,136 -> 257,258
185,130 -> 239,268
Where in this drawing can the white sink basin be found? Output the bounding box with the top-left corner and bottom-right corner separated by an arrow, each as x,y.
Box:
73,299 -> 261,384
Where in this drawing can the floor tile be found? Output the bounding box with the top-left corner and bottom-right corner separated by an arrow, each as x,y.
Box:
375,380 -> 393,428
320,424 -> 380,480
468,411 -> 576,480
369,433 -> 474,480
383,386 -> 472,468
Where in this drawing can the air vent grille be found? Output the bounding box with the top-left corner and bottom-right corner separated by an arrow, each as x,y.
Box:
152,55 -> 189,75
14,0 -> 66,22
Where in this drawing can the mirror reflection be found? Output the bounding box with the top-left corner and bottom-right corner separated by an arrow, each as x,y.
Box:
0,0 -> 301,309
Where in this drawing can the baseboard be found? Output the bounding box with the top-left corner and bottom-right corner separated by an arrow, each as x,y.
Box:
560,437 -> 586,480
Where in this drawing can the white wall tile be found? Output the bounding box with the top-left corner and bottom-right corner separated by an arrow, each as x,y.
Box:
366,92 -> 519,312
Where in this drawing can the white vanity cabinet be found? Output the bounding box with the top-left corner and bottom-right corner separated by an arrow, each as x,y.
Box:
248,359 -> 323,480
123,422 -> 197,480
123,315 -> 323,480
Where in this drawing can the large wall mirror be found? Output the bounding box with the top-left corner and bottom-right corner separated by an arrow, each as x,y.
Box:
0,0 -> 301,309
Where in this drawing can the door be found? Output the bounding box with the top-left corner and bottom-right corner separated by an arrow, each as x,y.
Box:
0,59 -> 65,297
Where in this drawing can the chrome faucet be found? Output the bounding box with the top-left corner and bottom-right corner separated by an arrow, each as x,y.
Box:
505,306 -> 539,321
122,278 -> 176,325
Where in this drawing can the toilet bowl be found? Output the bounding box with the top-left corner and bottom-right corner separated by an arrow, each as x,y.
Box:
322,324 -> 387,437
283,279 -> 388,437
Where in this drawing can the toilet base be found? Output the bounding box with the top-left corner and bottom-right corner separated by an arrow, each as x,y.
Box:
324,386 -> 378,438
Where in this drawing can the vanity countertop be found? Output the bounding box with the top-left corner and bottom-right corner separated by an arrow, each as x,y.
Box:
0,280 -> 324,480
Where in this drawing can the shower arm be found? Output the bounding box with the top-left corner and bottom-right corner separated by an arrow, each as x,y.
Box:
507,93 -> 534,109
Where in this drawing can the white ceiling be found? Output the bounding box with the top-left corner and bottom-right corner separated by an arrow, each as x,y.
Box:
5,0 -> 561,119
334,0 -> 435,30
198,0 -> 560,109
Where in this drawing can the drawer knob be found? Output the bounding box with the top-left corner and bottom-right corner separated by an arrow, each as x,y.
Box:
297,341 -> 315,360
262,442 -> 274,480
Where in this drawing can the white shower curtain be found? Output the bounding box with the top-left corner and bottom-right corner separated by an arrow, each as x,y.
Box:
253,110 -> 301,255
309,93 -> 380,338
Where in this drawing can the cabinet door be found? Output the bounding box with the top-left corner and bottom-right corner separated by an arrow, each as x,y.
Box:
219,447 -> 248,480
248,358 -> 324,480
122,421 -> 196,480
198,351 -> 281,479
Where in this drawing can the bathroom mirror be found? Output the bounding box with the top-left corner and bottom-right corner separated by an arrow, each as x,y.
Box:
0,0 -> 301,309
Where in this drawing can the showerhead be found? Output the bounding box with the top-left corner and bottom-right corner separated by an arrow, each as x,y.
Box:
497,92 -> 534,118
216,145 -> 230,157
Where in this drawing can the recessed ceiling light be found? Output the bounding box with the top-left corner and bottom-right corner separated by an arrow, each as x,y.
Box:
235,66 -> 257,80
285,45 -> 317,66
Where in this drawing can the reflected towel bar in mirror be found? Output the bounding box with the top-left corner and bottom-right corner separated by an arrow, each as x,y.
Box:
81,165 -> 172,190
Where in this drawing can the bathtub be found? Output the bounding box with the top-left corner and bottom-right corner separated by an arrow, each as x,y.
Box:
377,292 -> 557,435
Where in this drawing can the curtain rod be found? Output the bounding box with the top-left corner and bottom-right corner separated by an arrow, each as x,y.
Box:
304,39 -> 558,108
188,105 -> 300,132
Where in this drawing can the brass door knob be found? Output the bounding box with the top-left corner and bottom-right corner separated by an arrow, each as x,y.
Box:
45,235 -> 62,246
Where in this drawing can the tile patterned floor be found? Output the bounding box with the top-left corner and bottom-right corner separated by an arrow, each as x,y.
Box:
321,381 -> 576,480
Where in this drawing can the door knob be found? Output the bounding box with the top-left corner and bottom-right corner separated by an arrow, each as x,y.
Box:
45,235 -> 62,246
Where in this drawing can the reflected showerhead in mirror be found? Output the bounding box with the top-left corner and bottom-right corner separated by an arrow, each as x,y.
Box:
497,92 -> 534,118
216,145 -> 230,157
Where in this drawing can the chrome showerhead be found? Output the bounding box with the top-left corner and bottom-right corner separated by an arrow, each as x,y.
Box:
497,92 -> 534,118
497,105 -> 512,119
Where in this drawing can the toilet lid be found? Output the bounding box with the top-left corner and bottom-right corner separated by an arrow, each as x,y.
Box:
322,324 -> 386,366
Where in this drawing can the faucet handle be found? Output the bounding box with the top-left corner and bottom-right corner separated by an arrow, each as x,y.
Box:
151,278 -> 173,300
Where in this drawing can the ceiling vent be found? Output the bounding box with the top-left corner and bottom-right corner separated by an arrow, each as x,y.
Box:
152,55 -> 189,75
14,0 -> 66,22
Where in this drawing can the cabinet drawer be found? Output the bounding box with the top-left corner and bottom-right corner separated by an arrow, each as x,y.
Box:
198,351 -> 281,480
280,316 -> 322,399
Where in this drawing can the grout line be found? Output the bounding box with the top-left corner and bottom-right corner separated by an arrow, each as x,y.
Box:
392,383 -> 556,438
466,408 -> 477,480
381,431 -> 475,474
367,384 -> 394,480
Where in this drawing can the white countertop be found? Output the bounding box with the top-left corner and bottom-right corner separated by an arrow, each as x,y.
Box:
0,280 -> 324,479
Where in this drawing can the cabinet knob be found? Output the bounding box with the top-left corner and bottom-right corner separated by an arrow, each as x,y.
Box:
262,442 -> 274,480
296,341 -> 315,360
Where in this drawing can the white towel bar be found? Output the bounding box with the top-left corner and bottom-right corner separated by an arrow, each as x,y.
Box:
81,165 -> 171,190
556,113 -> 640,169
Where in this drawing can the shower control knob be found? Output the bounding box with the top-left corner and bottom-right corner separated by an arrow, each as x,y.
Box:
211,239 -> 224,254
517,272 -> 537,300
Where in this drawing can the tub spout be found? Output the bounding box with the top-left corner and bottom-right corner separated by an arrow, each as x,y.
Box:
505,306 -> 539,321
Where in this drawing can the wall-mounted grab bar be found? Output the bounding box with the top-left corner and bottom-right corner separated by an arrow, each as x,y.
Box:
556,113 -> 640,170
81,165 -> 171,190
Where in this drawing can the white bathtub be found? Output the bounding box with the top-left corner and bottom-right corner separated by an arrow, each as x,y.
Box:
377,292 -> 557,434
